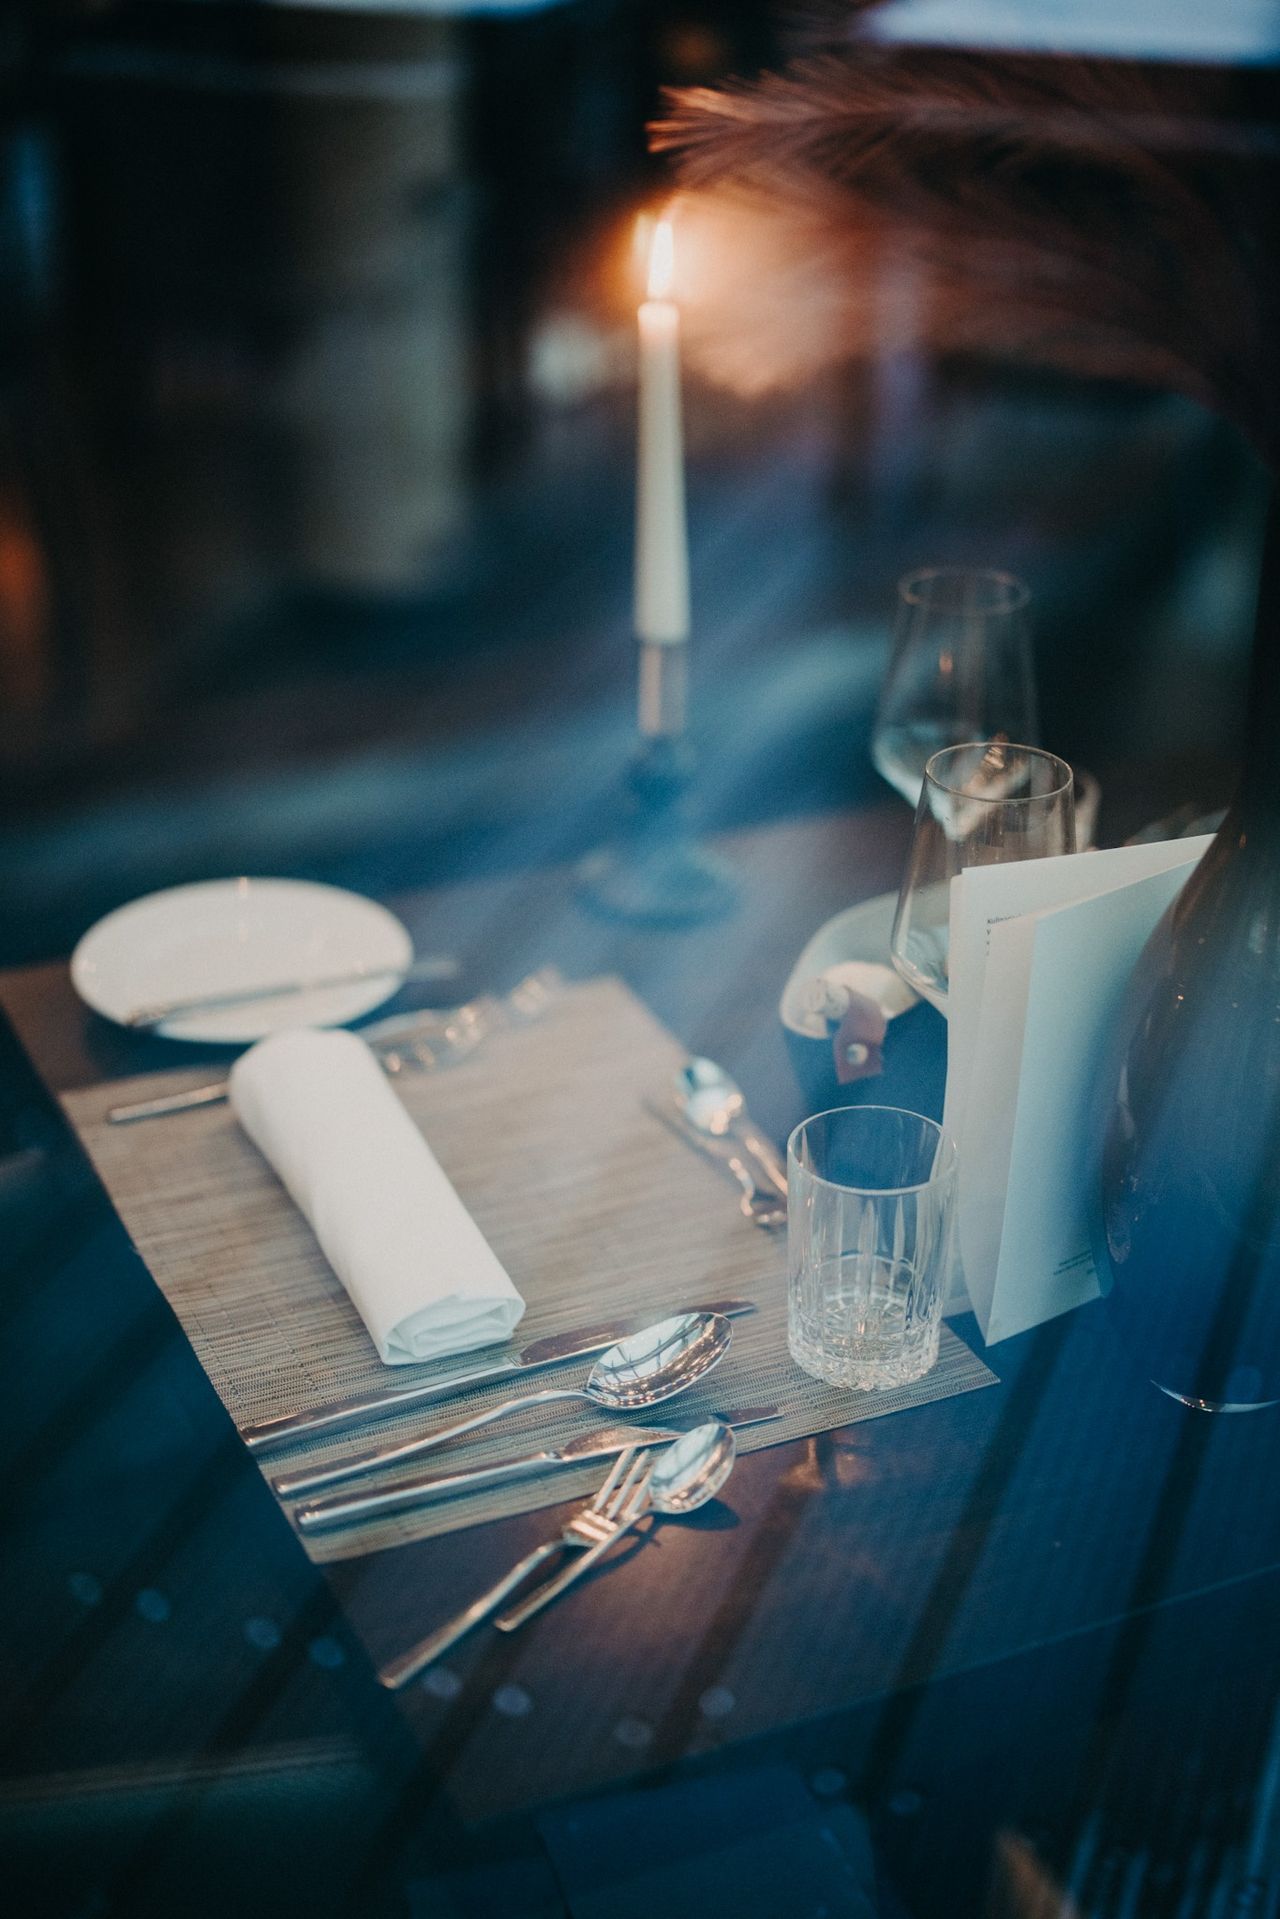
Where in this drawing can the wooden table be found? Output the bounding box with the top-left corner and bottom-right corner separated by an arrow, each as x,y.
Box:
3,806 -> 1278,1918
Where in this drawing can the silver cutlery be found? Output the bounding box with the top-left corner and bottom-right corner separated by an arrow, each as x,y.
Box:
107,1080 -> 240,1123
241,1297 -> 757,1454
496,1418 -> 737,1631
292,1404 -> 778,1533
645,1100 -> 785,1230
105,1004 -> 489,1124
273,1311 -> 732,1500
674,1056 -> 789,1201
122,952 -> 462,1030
378,1444 -> 646,1687
106,969 -> 561,1124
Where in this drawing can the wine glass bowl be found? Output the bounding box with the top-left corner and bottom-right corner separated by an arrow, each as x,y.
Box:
890,741 -> 1076,1012
872,567 -> 1037,806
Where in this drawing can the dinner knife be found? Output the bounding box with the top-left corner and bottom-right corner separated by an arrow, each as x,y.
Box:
240,1297 -> 758,1453
123,952 -> 461,1030
292,1405 -> 781,1533
644,1100 -> 785,1228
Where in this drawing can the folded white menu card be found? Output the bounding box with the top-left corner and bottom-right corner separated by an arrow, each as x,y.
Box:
229,1027 -> 526,1364
943,835 -> 1214,1343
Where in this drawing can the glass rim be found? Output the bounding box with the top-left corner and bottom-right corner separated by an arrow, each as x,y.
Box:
786,1104 -> 958,1197
897,565 -> 1030,615
923,740 -> 1074,804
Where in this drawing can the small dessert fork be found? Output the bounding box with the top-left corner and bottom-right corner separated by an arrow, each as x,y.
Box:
378,1447 -> 651,1689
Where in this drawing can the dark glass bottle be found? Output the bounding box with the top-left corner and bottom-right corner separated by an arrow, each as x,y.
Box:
1093,500 -> 1280,1410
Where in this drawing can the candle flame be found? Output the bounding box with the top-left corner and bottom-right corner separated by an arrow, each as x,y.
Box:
647,217 -> 676,301
633,211 -> 655,281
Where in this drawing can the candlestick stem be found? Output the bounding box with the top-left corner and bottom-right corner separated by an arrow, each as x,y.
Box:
638,638 -> 687,738
577,639 -> 739,926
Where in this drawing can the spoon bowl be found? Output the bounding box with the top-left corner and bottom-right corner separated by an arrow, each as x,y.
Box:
677,1057 -> 744,1137
675,1057 -> 788,1201
649,1418 -> 738,1513
587,1312 -> 733,1410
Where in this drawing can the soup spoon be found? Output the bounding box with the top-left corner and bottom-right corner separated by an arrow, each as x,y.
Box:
273,1311 -> 731,1500
495,1418 -> 738,1630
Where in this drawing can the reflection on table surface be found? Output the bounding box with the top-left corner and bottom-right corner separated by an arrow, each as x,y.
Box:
2,1 -> 1277,1910
3,807 -> 1280,1917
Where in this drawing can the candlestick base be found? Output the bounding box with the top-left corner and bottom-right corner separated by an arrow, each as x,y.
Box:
577,736 -> 740,927
577,836 -> 739,926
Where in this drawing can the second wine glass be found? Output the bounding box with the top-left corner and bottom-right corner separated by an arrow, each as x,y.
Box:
872,567 -> 1037,806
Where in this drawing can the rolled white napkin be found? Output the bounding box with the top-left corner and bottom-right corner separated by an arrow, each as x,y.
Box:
229,1027 -> 525,1365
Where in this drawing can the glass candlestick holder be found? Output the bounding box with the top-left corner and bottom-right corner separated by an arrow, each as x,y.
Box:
577,639 -> 739,925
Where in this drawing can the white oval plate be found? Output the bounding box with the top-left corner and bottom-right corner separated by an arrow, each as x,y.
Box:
71,878 -> 413,1043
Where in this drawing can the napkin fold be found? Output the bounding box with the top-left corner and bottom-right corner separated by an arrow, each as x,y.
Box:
229,1027 -> 525,1364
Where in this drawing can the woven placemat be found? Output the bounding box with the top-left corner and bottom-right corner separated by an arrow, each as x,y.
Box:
62,977 -> 994,1563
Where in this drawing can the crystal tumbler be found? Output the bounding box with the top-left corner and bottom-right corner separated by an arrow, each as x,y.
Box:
787,1106 -> 958,1391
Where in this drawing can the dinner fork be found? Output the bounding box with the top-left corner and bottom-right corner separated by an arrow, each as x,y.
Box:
377,1447 -> 650,1689
495,1455 -> 657,1633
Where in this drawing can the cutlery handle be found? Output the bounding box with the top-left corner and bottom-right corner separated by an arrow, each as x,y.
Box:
645,1101 -> 781,1225
379,1540 -> 562,1688
723,1151 -> 786,1229
295,1448 -> 561,1532
108,1082 -> 230,1124
737,1127 -> 788,1199
272,1386 -> 586,1499
241,1356 -> 522,1453
495,1504 -> 651,1632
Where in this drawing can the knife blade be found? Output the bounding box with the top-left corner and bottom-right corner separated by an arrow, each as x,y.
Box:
241,1298 -> 758,1453
123,952 -> 461,1029
292,1405 -> 781,1533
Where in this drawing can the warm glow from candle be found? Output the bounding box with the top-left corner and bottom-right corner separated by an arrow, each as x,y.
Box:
632,211 -> 655,284
647,218 -> 676,302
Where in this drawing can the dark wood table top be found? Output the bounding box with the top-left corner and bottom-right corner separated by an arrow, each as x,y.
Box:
4,804 -> 1278,1916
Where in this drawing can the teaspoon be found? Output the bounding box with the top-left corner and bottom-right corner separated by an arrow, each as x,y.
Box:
675,1057 -> 788,1200
273,1311 -> 731,1500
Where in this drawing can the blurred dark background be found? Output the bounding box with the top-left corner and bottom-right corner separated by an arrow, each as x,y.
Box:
0,0 -> 1274,966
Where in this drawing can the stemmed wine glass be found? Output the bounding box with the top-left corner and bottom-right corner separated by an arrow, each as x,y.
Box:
890,742 -> 1076,1014
872,568 -> 1037,806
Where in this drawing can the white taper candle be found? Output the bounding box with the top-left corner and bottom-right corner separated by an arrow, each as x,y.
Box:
634,218 -> 690,645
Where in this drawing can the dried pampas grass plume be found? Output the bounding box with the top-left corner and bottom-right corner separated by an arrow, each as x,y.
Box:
655,42 -> 1278,463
